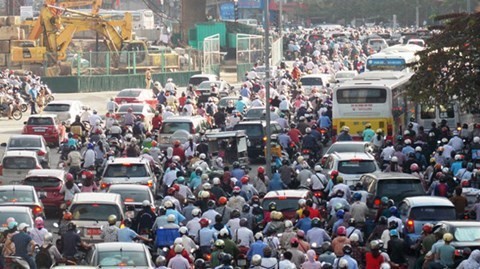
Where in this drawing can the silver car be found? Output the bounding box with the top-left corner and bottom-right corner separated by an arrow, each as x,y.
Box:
4,135 -> 50,168
87,242 -> 154,268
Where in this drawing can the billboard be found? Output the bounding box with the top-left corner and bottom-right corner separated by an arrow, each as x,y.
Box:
220,2 -> 235,20
238,0 -> 263,9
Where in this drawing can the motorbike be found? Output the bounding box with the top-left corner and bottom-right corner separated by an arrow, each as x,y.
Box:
4,256 -> 30,269
237,246 -> 249,269
14,93 -> 28,112
320,128 -> 330,146
0,103 -> 22,120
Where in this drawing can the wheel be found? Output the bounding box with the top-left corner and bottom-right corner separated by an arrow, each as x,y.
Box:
11,109 -> 22,120
21,104 -> 27,112
47,95 -> 55,103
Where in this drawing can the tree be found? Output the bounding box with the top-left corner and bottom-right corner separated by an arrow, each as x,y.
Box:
406,11 -> 480,111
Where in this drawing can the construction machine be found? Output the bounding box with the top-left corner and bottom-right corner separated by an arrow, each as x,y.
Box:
11,0 -> 179,75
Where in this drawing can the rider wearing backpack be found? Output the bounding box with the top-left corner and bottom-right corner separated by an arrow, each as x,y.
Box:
36,233 -> 63,269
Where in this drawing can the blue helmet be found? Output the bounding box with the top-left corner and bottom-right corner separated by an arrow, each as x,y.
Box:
389,206 -> 398,216
87,143 -> 94,149
353,193 -> 362,201
336,209 -> 345,219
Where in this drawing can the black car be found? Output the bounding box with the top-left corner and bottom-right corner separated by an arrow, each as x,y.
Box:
232,121 -> 282,160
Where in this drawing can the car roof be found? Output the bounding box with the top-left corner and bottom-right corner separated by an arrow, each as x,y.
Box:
300,74 -> 333,78
8,134 -> 43,140
264,189 -> 309,198
162,115 -> 204,122
330,141 -> 369,145
107,157 -> 149,165
72,192 -> 121,203
403,196 -> 454,207
108,184 -> 151,191
0,185 -> 35,191
328,152 -> 374,160
235,120 -> 278,126
191,74 -> 217,79
26,169 -> 65,178
28,114 -> 58,119
0,206 -> 32,213
94,242 -> 146,251
47,100 -> 80,105
118,104 -> 147,108
362,172 -> 420,180
118,88 -> 146,92
3,150 -> 38,157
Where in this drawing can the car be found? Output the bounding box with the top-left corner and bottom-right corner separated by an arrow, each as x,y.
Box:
115,104 -> 155,130
196,80 -> 233,103
107,184 -> 155,218
359,172 -> 426,212
114,88 -> 158,108
22,114 -> 62,147
243,107 -> 280,121
4,134 -> 51,168
334,70 -> 358,83
0,185 -> 45,218
232,121 -> 283,160
299,74 -> 334,96
322,152 -> 380,186
406,38 -> 425,47
22,169 -> 66,213
0,150 -> 43,185
398,196 -> 456,245
188,74 -> 218,87
434,221 -> 480,261
0,206 -> 34,233
100,157 -> 158,196
321,141 -> 373,164
86,242 -> 155,268
158,116 -> 209,149
68,192 -> 124,242
42,100 -> 84,125
262,190 -> 312,219
217,96 -> 251,111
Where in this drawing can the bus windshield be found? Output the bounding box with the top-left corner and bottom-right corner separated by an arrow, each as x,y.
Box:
336,88 -> 387,104
366,58 -> 406,71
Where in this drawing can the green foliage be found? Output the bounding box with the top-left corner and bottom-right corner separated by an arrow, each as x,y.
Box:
407,12 -> 480,110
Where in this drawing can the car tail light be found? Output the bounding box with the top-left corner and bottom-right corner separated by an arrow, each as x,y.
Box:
302,149 -> 310,154
101,182 -> 110,189
146,180 -> 153,188
406,219 -> 415,233
455,249 -> 464,256
263,136 -> 267,142
33,206 -> 43,215
37,150 -> 46,156
373,198 -> 381,208
314,192 -> 322,198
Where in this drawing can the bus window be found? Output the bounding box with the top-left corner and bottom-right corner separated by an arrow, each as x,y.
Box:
336,88 -> 387,104
420,105 -> 436,119
439,105 -> 455,118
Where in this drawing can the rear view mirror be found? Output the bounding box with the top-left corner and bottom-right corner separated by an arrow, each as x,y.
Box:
0,143 -> 6,147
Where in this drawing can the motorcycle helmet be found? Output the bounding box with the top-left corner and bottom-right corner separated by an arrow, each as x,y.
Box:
107,214 -> 117,225
336,226 -> 346,236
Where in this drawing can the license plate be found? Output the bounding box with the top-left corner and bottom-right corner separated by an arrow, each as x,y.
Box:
87,228 -> 102,236
202,92 -> 210,96
38,191 -> 47,197
122,101 -> 127,104
34,129 -> 46,132
237,260 -> 246,266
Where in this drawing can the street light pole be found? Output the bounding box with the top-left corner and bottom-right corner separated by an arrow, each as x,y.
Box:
234,0 -> 239,21
279,0 -> 282,36
264,0 -> 272,179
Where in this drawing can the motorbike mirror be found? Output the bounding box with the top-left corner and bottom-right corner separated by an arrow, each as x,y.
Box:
23,121 -> 27,125
0,143 -> 5,147
53,222 -> 59,228
100,225 -> 104,230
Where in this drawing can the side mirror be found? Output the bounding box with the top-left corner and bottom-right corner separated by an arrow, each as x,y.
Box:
0,143 -> 5,147
23,121 -> 27,125
230,86 -> 234,90
39,194 -> 47,200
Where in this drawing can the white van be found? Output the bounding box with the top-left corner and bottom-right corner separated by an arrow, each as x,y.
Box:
299,74 -> 334,96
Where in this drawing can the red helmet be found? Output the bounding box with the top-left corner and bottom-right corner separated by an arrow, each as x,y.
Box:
422,223 -> 433,234
173,140 -> 181,146
257,166 -> 265,174
167,187 -> 176,195
462,180 -> 470,187
63,211 -> 73,220
410,163 -> 419,172
218,196 -> 228,205
66,173 -> 74,181
199,218 -> 209,228
331,170 -> 339,177
82,170 -> 94,180
172,184 -> 180,191
337,226 -> 347,236
241,176 -> 249,184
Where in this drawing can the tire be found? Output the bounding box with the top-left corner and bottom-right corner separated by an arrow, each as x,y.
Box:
12,108 -> 22,121
21,104 -> 27,112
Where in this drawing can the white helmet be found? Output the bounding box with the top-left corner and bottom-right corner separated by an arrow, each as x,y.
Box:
314,165 -> 323,172
298,199 -> 306,206
167,78 -> 173,82
202,183 -> 212,190
167,214 -> 176,223
142,200 -> 151,207
349,233 -> 359,242
415,146 -> 422,152
380,263 -> 391,269
391,156 -> 398,163
284,220 -> 293,228
404,139 -> 411,145
179,226 -> 188,234
192,208 -> 201,217
199,153 -> 206,160
213,177 -> 221,185
343,126 -> 350,132
305,127 -> 312,134
474,136 -> 480,143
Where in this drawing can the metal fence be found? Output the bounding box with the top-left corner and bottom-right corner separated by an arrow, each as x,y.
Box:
202,34 -> 221,76
236,34 -> 264,81
39,48 -> 202,77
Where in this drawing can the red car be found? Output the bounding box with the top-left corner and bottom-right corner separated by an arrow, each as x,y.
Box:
22,169 -> 66,214
114,88 -> 158,108
261,189 -> 313,220
22,114 -> 61,147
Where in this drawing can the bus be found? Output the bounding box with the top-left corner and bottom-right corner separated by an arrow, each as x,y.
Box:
332,71 -> 414,141
366,51 -> 418,72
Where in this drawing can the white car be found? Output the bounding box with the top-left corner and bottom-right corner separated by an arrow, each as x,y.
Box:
42,100 -> 85,125
322,152 -> 380,186
0,150 -> 43,185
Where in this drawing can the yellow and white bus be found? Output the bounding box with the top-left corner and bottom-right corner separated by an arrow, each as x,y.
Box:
332,71 -> 414,141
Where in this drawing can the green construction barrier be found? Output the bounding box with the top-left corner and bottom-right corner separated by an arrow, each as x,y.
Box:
43,71 -> 201,93
237,63 -> 254,82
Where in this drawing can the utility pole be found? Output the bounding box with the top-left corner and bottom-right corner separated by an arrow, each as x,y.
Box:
278,0 -> 282,36
264,0 -> 272,179
415,0 -> 419,29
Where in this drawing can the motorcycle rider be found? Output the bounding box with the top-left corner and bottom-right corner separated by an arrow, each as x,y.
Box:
337,126 -> 353,141
100,215 -> 119,242
135,200 -> 157,236
302,127 -> 322,160
62,222 -> 91,262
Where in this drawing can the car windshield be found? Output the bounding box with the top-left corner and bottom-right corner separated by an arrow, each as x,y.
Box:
0,190 -> 35,203
198,82 -> 220,90
454,227 -> 480,242
408,206 -> 456,221
24,177 -> 61,188
160,122 -> 192,134
0,212 -> 32,229
262,198 -> 298,211
377,179 -> 425,202
118,105 -> 144,113
70,204 -> 121,221
189,77 -> 209,86
104,164 -> 148,177
2,157 -> 36,169
109,189 -> 150,203
233,124 -> 263,138
44,104 -> 70,112
98,250 -> 148,267
117,90 -> 141,98
337,160 -> 377,174
245,109 -> 265,118
300,77 -> 323,86
8,137 -> 41,148
326,144 -> 366,154
336,73 -> 356,79
27,117 -> 54,125
218,98 -> 237,107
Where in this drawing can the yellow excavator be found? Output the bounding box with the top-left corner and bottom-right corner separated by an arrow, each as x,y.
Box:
11,0 -> 178,75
